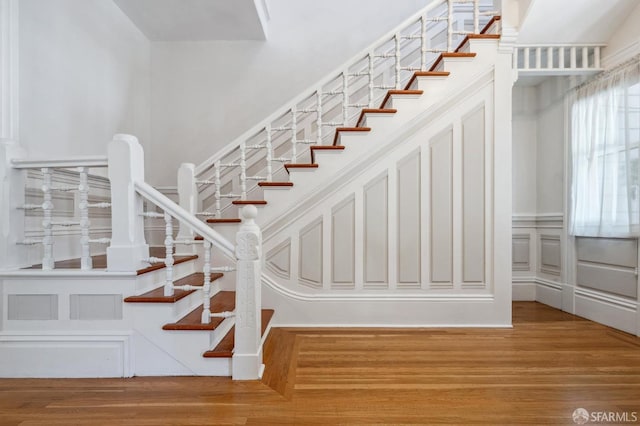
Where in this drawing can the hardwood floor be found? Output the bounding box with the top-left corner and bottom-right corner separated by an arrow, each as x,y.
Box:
1,302 -> 639,425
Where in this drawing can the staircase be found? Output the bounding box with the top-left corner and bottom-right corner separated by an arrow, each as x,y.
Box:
0,0 -> 514,379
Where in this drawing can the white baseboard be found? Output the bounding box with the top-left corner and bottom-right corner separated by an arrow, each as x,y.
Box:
512,280 -> 536,301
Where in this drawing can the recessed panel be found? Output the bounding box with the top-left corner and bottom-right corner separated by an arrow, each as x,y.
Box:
462,106 -> 485,283
266,239 -> 291,279
364,174 -> 388,288
397,151 -> 421,288
70,295 -> 123,320
299,218 -> 323,288
430,130 -> 453,285
332,196 -> 355,288
8,295 -> 58,320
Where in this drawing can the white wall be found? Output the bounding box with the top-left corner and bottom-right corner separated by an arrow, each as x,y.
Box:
512,85 -> 537,215
19,0 -> 151,163
149,0 -> 433,186
602,1 -> 640,66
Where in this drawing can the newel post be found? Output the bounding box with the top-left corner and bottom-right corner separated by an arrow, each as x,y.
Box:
176,162 -> 196,253
232,205 -> 263,380
106,134 -> 149,272
0,140 -> 26,270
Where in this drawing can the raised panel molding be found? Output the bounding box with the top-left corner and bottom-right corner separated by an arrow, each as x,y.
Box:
397,150 -> 421,289
539,234 -> 561,276
8,294 -> 59,320
461,106 -> 485,285
266,238 -> 291,279
69,294 -> 123,320
332,195 -> 355,289
364,173 -> 388,288
512,234 -> 530,271
298,218 -> 323,289
430,128 -> 453,287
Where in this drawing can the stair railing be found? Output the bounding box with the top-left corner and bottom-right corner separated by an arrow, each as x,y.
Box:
185,0 -> 498,222
0,143 -> 112,271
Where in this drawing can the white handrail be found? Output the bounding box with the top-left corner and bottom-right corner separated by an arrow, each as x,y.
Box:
134,180 -> 235,258
11,156 -> 108,169
194,0 -> 450,176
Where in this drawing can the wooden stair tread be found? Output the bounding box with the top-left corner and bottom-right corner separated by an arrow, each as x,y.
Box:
232,200 -> 267,205
403,71 -> 450,90
284,163 -> 318,173
163,290 -> 235,331
203,309 -> 275,358
480,15 -> 501,35
355,108 -> 397,127
429,52 -> 476,72
136,254 -> 199,276
455,34 -> 500,53
332,127 -> 372,146
379,89 -> 423,109
124,272 -> 223,303
258,181 -> 293,187
206,218 -> 242,224
194,235 -> 204,240
310,145 -> 345,163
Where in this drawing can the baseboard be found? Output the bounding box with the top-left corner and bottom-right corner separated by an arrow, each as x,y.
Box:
512,279 -> 536,301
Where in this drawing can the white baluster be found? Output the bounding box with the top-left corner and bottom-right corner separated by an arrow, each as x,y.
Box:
200,239 -> 212,324
214,161 -> 221,217
420,14 -> 428,71
582,46 -> 588,69
523,47 -> 530,70
163,211 -> 175,296
395,33 -> 401,89
570,47 -> 577,69
547,47 -> 553,69
559,47 -> 565,69
41,167 -> 54,270
535,47 -> 541,69
342,72 -> 349,126
265,124 -> 273,181
290,107 -> 297,164
473,0 -> 479,34
78,166 -> 92,270
239,141 -> 247,200
316,90 -> 323,145
447,0 -> 453,52
594,47 -> 601,69
368,53 -> 375,107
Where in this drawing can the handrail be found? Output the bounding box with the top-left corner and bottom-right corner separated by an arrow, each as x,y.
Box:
11,156 -> 108,169
134,180 -> 235,258
194,0 -> 450,176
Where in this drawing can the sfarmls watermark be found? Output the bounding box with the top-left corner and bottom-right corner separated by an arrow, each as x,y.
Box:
573,408 -> 638,424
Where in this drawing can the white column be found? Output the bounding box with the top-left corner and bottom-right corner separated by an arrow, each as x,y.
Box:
232,205 -> 263,380
78,167 -> 92,270
106,134 -> 149,272
176,162 -> 196,252
0,0 -> 19,143
0,140 -> 26,270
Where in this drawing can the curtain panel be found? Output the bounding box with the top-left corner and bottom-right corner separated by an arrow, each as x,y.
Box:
569,56 -> 640,238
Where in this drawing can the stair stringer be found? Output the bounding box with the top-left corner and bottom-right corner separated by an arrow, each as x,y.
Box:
258,55 -> 513,326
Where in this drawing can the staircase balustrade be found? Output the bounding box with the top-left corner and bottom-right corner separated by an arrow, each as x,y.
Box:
514,44 -> 605,75
183,0 -> 499,223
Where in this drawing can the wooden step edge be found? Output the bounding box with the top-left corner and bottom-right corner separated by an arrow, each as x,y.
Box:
355,108 -> 398,127
194,235 -> 204,241
231,200 -> 267,205
203,309 -> 275,358
284,163 -> 319,174
136,254 -> 198,276
428,52 -> 477,72
403,71 -> 450,90
310,145 -> 345,163
379,90 -> 424,109
162,290 -> 234,331
454,34 -> 501,53
332,127 -> 372,146
258,181 -> 294,187
480,15 -> 501,35
206,218 -> 242,224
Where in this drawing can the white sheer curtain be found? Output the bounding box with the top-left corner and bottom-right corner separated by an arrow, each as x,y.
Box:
569,57 -> 640,238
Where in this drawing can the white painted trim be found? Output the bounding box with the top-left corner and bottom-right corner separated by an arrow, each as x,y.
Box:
269,322 -> 513,328
261,274 -> 495,302
602,40 -> 640,69
0,270 -> 134,278
12,157 -> 108,169
574,286 -> 637,311
0,0 -> 19,142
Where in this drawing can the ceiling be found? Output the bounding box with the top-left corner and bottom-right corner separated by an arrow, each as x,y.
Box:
517,0 -> 639,44
112,0 -> 269,41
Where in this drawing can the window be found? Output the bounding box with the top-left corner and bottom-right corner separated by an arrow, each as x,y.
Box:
570,58 -> 640,238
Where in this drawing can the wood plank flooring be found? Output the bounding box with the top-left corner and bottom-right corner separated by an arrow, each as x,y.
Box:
1,302 -> 639,425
